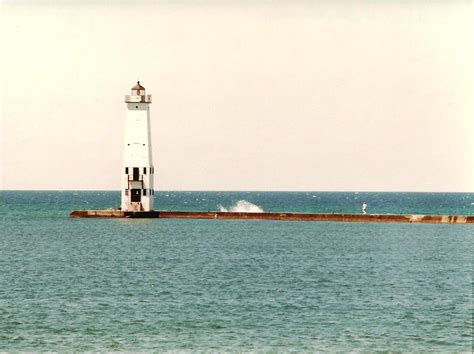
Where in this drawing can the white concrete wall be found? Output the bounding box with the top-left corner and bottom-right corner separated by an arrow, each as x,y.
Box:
123,103 -> 152,167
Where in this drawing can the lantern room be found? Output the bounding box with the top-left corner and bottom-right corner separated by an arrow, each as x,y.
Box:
125,81 -> 152,103
132,81 -> 145,96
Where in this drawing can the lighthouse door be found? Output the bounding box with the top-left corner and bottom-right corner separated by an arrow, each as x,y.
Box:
131,189 -> 141,202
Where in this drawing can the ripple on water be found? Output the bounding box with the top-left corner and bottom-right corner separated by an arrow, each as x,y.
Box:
0,192 -> 472,351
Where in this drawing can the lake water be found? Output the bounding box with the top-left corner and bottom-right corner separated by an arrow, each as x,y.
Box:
0,191 -> 472,351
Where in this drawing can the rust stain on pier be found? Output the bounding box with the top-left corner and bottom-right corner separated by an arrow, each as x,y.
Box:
69,210 -> 473,224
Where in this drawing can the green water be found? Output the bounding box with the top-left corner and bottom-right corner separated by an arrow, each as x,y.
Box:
0,191 -> 472,351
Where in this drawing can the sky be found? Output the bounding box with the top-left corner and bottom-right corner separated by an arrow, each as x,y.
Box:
1,1 -> 473,192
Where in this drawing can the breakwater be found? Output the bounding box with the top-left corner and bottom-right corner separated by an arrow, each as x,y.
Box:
69,210 -> 473,224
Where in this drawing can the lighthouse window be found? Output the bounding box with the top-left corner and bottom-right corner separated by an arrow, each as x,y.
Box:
143,189 -> 147,196
125,167 -> 128,174
133,167 -> 139,181
144,168 -> 147,174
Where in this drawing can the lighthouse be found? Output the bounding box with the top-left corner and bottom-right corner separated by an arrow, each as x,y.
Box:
121,81 -> 154,211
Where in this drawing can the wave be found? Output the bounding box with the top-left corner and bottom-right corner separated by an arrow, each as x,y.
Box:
218,200 -> 264,213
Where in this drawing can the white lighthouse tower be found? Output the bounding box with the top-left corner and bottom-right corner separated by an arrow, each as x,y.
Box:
121,81 -> 155,212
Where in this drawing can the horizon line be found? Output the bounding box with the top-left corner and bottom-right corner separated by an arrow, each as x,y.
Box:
1,189 -> 473,194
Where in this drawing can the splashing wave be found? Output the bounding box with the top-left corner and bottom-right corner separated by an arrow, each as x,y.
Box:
218,200 -> 264,213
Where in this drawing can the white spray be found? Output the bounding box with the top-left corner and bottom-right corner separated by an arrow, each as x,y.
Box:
218,200 -> 264,213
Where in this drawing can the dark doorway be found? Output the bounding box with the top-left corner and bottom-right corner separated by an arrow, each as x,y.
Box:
133,167 -> 139,181
131,189 -> 141,202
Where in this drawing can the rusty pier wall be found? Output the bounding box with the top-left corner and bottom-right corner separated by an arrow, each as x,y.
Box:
69,210 -> 473,224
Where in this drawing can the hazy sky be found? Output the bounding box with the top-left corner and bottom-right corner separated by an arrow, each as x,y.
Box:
1,1 -> 473,191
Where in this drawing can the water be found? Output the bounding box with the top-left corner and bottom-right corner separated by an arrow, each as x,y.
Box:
0,191 -> 472,351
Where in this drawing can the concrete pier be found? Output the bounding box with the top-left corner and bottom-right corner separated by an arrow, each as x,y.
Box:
69,210 -> 473,224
